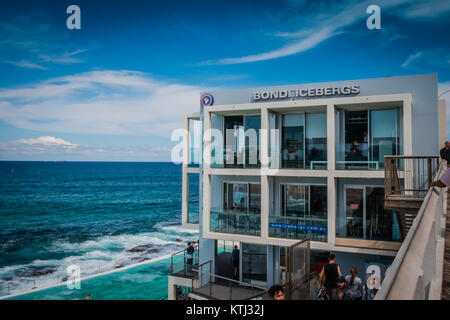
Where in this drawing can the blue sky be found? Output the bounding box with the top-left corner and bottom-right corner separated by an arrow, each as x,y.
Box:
0,0 -> 449,161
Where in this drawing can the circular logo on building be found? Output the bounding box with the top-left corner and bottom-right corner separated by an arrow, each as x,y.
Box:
200,93 -> 214,107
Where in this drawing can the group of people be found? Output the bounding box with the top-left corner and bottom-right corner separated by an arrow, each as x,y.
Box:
317,254 -> 364,300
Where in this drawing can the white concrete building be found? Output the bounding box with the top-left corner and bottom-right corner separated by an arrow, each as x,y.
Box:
169,73 -> 446,300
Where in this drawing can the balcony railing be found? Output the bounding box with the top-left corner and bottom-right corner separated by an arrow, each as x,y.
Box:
269,215 -> 327,242
210,210 -> 261,236
385,155 -> 440,197
190,260 -> 266,300
170,243 -> 199,278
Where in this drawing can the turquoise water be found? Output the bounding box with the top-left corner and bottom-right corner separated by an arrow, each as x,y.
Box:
6,258 -> 172,300
0,161 -> 198,298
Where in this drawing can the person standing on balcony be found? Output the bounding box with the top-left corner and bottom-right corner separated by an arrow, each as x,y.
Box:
186,242 -> 194,276
318,253 -> 342,300
231,245 -> 240,280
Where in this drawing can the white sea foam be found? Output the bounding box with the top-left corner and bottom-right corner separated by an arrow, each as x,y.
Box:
0,224 -> 198,297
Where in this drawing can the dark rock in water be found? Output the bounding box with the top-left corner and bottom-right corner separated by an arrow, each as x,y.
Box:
175,238 -> 183,242
19,266 -> 57,277
138,257 -> 152,263
115,265 -> 124,269
126,244 -> 160,254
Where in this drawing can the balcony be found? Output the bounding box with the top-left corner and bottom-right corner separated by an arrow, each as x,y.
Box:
210,210 -> 261,236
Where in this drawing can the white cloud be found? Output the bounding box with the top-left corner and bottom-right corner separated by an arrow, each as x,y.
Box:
0,136 -> 173,160
401,51 -> 423,68
200,0 -> 450,65
0,70 -> 202,137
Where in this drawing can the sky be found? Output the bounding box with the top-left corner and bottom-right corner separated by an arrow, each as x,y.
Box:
0,0 -> 449,161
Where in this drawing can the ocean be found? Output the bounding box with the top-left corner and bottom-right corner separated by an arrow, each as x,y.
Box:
0,161 -> 198,298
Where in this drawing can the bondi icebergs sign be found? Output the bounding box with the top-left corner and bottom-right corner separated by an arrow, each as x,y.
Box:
252,85 -> 360,101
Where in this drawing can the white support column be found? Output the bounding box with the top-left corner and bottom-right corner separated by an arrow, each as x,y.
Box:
261,106 -> 270,169
203,110 -> 212,169
327,103 -> 336,245
202,173 -> 211,236
182,115 -> 190,227
403,96 -> 413,156
261,175 -> 269,238
181,171 -> 189,226
327,103 -> 335,171
327,176 -> 336,245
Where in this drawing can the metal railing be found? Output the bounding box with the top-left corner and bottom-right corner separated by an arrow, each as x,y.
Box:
170,243 -> 199,277
210,210 -> 261,236
376,160 -> 447,300
190,260 -> 266,300
385,155 -> 440,197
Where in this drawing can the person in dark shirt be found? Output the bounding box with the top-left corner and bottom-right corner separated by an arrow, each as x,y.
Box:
231,245 -> 240,279
440,141 -> 450,167
318,253 -> 342,300
186,242 -> 195,275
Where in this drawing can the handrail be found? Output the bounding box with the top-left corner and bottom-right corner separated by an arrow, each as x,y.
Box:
385,155 -> 439,159
170,243 -> 199,275
376,160 -> 446,299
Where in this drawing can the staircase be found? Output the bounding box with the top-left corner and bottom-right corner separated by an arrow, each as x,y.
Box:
384,156 -> 440,240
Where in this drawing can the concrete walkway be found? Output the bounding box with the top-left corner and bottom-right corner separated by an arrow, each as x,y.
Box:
442,193 -> 450,300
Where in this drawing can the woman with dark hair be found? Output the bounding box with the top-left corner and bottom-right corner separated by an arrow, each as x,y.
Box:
345,267 -> 363,300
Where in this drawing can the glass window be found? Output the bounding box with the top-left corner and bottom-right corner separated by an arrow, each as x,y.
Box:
339,186 -> 401,242
366,187 -> 401,241
211,183 -> 260,236
305,113 -> 327,169
270,184 -> 327,242
245,116 -> 261,168
345,188 -> 364,238
188,119 -> 201,167
282,114 -> 305,168
336,108 -> 401,170
187,173 -> 199,224
224,116 -> 245,168
369,109 -> 399,169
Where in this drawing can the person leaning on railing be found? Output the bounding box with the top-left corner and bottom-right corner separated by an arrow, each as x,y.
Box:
439,141 -> 450,168
429,163 -> 450,188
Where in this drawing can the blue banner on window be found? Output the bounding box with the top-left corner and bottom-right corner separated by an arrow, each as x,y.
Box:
269,223 -> 327,233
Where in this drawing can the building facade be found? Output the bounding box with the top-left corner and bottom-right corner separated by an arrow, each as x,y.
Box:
172,73 -> 444,299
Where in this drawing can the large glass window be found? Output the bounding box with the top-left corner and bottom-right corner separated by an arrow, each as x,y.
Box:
245,116 -> 261,168
221,115 -> 261,168
188,119 -> 201,167
242,243 -> 267,286
282,114 -> 305,168
281,113 -> 327,169
338,186 -> 401,242
187,173 -> 199,224
369,109 -> 400,168
269,184 -> 327,242
305,113 -> 327,169
210,182 -> 261,236
336,108 -> 401,170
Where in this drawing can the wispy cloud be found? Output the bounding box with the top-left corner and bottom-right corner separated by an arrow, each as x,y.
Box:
0,70 -> 202,137
3,60 -> 48,70
401,51 -> 423,68
401,49 -> 450,70
199,0 -> 450,65
39,49 -> 88,64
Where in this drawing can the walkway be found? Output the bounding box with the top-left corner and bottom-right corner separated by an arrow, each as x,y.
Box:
442,191 -> 450,300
